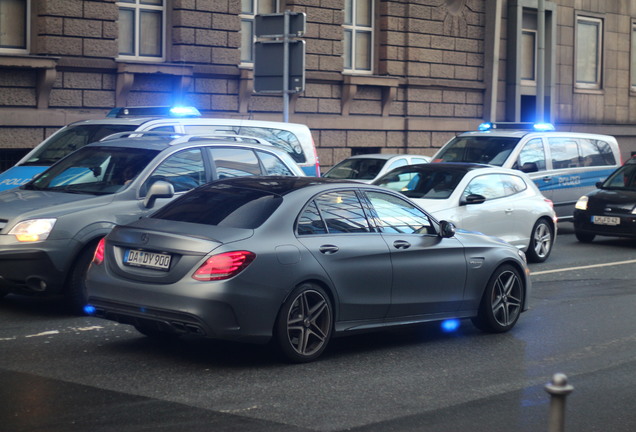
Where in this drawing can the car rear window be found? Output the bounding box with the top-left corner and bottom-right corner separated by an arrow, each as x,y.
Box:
151,186 -> 283,228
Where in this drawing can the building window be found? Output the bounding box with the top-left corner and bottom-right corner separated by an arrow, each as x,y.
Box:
575,15 -> 603,90
117,0 -> 165,61
520,10 -> 537,84
240,0 -> 280,64
0,0 -> 29,53
344,0 -> 373,73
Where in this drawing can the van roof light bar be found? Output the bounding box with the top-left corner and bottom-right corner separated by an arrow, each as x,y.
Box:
477,122 -> 555,132
106,106 -> 201,118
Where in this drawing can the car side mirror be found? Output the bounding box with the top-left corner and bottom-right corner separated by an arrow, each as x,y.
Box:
460,193 -> 486,206
439,220 -> 456,238
144,180 -> 174,208
595,181 -> 603,188
520,162 -> 539,173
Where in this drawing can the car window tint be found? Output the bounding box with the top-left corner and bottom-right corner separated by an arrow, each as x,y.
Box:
209,147 -> 261,178
365,191 -> 433,234
145,149 -> 205,193
152,186 -> 282,229
313,191 -> 371,233
257,150 -> 294,176
463,174 -> 506,200
516,138 -> 546,171
297,201 -> 328,235
436,136 -> 520,165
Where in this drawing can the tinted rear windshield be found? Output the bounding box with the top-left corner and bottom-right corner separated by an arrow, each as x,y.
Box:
435,136 -> 521,166
22,124 -> 139,166
152,185 -> 283,229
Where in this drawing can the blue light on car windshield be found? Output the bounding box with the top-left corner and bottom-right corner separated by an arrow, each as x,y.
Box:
441,319 -> 460,332
169,106 -> 201,117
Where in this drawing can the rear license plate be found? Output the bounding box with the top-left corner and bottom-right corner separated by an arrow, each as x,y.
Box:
124,249 -> 171,270
592,215 -> 620,226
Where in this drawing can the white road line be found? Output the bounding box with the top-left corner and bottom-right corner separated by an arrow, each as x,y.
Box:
532,259 -> 636,276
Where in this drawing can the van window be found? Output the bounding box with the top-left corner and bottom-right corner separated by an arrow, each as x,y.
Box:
516,138 -> 546,171
209,147 -> 261,178
549,138 -> 581,169
578,138 -> 616,166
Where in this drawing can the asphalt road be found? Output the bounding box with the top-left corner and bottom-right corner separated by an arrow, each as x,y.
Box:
1,223 -> 635,432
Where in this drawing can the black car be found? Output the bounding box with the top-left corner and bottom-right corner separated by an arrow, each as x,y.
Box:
573,157 -> 636,242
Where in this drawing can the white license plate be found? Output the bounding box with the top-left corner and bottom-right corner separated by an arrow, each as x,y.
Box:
124,249 -> 171,270
592,215 -> 620,226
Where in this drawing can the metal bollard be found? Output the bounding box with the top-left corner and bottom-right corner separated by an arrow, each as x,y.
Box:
545,373 -> 574,432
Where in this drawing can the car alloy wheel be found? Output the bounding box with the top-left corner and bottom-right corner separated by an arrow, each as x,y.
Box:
276,283 -> 333,363
527,218 -> 553,263
472,264 -> 523,333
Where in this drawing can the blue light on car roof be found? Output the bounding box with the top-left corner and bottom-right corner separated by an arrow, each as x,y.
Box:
532,122 -> 555,132
478,122 -> 493,131
169,106 -> 201,117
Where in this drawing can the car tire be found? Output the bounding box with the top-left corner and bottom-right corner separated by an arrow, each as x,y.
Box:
65,241 -> 100,315
526,218 -> 554,263
471,264 -> 524,333
575,231 -> 595,243
275,283 -> 333,363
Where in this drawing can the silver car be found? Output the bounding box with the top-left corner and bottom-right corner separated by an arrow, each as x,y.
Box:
0,134 -> 304,312
86,177 -> 531,363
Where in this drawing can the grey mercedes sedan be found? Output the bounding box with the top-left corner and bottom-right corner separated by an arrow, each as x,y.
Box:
86,177 -> 531,363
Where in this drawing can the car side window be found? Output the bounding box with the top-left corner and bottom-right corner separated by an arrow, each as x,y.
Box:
386,158 -> 407,171
500,174 -> 528,195
208,147 -> 261,178
463,174 -> 506,200
256,150 -> 294,176
297,191 -> 371,235
578,138 -> 616,166
549,138 -> 581,169
516,138 -> 546,171
365,191 -> 433,234
145,149 -> 205,193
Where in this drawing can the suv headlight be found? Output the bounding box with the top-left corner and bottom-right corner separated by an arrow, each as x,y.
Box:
575,196 -> 588,211
8,219 -> 57,242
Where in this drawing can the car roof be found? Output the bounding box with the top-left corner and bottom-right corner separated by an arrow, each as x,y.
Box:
456,129 -> 617,141
201,176 -> 364,195
394,162 -> 493,173
343,153 -> 429,160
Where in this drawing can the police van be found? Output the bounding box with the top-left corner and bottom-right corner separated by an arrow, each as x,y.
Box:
0,106 -> 320,191
431,123 -> 622,221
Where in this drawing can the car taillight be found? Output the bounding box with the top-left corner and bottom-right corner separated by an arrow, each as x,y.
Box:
544,198 -> 554,209
93,238 -> 105,265
192,251 -> 255,281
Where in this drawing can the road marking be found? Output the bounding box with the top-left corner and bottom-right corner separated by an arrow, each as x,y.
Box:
532,259 -> 636,275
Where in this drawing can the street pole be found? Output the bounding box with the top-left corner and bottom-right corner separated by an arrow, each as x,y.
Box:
283,10 -> 290,123
537,0 -> 545,123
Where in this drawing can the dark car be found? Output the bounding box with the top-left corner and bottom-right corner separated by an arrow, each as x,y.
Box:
573,157 -> 636,242
86,177 -> 531,363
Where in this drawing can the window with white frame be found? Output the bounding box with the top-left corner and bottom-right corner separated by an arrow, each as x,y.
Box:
0,0 -> 29,53
240,0 -> 280,64
117,0 -> 165,60
575,15 -> 603,90
344,0 -> 373,73
631,21 -> 636,90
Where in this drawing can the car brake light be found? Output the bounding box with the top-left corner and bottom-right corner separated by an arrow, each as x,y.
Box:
192,251 -> 256,281
93,238 -> 105,265
544,198 -> 554,209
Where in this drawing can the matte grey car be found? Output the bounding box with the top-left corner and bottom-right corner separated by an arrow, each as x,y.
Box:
0,134 -> 304,312
86,177 -> 531,363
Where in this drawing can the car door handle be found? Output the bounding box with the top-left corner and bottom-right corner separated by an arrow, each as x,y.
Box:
319,245 -> 339,255
393,240 -> 411,250
542,176 -> 552,182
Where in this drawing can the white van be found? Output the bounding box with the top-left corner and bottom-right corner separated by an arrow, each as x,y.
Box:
432,123 -> 622,220
0,106 -> 319,191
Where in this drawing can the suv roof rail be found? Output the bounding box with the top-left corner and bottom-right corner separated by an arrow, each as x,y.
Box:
99,131 -> 184,141
168,133 -> 272,145
106,106 -> 201,118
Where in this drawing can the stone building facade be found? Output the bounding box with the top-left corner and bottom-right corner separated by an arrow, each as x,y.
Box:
1,0 -> 636,172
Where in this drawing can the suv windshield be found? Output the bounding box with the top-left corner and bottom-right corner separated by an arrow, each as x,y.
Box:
21,124 -> 139,166
152,185 -> 282,229
435,136 -> 521,166
601,161 -> 636,190
25,146 -> 159,195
